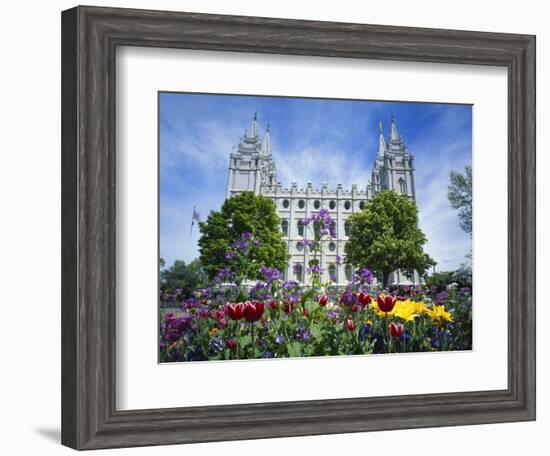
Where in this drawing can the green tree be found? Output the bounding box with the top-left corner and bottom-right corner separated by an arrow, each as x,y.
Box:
160,258 -> 208,298
448,165 -> 472,236
198,191 -> 289,280
344,190 -> 434,287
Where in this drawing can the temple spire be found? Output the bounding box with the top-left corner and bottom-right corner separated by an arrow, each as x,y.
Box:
247,110 -> 259,138
262,123 -> 272,156
390,115 -> 399,141
377,121 -> 386,157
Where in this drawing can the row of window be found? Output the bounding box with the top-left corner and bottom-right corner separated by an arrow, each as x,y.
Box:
293,263 -> 353,282
281,199 -> 366,211
281,219 -> 350,237
294,241 -> 338,252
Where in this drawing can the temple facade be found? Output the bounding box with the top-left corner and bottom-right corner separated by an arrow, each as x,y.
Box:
225,112 -> 418,286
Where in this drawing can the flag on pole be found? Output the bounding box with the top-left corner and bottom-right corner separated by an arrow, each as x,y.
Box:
190,206 -> 201,237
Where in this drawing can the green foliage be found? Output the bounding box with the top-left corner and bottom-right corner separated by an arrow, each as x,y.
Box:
160,258 -> 208,298
424,271 -> 455,288
424,266 -> 472,289
448,165 -> 472,236
198,191 -> 289,280
344,190 -> 434,287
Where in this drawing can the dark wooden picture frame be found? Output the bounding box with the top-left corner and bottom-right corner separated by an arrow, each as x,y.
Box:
61,5 -> 536,450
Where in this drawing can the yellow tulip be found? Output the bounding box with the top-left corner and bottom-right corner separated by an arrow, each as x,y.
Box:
426,304 -> 453,323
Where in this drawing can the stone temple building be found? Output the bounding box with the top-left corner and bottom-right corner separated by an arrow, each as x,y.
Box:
225,112 -> 419,286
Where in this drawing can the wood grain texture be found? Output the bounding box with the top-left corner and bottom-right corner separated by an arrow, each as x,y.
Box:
61,5 -> 536,450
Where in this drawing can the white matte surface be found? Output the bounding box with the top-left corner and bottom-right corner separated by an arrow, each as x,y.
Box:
115,46 -> 508,411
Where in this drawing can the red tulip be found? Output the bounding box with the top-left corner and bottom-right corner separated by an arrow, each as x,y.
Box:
318,295 -> 329,307
301,308 -> 309,317
283,300 -> 296,314
243,301 -> 265,322
377,295 -> 396,313
226,338 -> 237,350
268,299 -> 278,310
226,303 -> 244,320
346,318 -> 357,331
358,292 -> 372,307
389,322 -> 405,338
351,304 -> 362,313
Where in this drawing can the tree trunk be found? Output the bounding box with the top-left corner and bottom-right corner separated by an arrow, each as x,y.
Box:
381,271 -> 390,290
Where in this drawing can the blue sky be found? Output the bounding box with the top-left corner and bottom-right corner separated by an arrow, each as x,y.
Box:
159,92 -> 472,272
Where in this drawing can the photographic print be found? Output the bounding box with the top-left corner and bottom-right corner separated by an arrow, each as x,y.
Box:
159,92 -> 473,362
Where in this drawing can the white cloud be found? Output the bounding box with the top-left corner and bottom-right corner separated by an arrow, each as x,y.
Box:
275,144 -> 371,190
414,136 -> 472,271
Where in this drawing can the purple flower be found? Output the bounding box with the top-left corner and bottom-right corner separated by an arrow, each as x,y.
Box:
459,287 -> 471,297
196,308 -> 209,318
307,264 -> 324,275
336,255 -> 343,266
250,281 -> 268,298
282,280 -> 299,290
275,335 -> 285,344
217,267 -> 233,280
165,332 -> 182,343
437,290 -> 450,301
292,264 -> 303,274
240,232 -> 254,240
358,268 -> 374,285
225,251 -> 236,260
259,266 -> 282,283
180,297 -> 199,310
169,315 -> 193,333
231,239 -> 249,250
339,289 -> 357,306
297,328 -> 311,342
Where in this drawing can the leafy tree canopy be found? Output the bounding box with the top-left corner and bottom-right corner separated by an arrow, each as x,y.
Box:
198,191 -> 289,280
344,190 -> 434,287
448,165 -> 472,236
160,258 -> 208,298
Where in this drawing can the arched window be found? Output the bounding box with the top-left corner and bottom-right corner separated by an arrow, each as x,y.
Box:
344,220 -> 350,236
297,219 -> 305,237
293,263 -> 303,282
298,199 -> 305,209
296,241 -> 303,252
328,264 -> 337,282
281,219 -> 289,236
314,200 -> 321,209
329,200 -> 336,210
344,200 -> 351,210
282,199 -> 290,209
328,241 -> 336,252
359,201 -> 365,210
398,178 -> 407,194
345,264 -> 353,282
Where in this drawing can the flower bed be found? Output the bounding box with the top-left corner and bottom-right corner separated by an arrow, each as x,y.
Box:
160,210 -> 472,362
